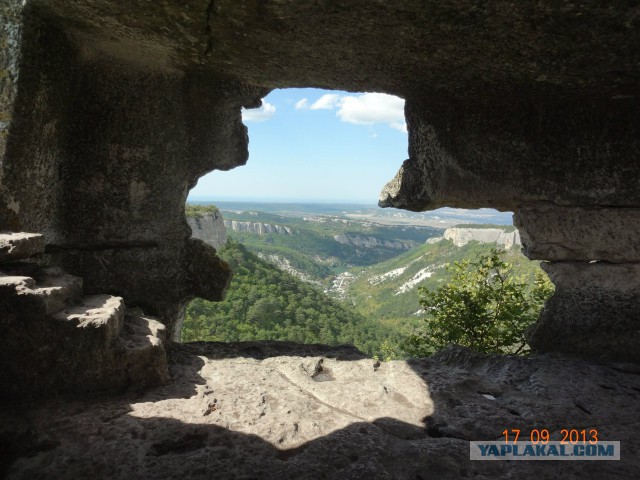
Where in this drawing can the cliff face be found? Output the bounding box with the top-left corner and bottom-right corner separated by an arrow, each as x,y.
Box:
334,234 -> 413,250
224,220 -> 294,235
430,228 -> 521,248
188,212 -> 228,251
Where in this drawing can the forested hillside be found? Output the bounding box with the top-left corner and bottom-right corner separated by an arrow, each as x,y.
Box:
182,203 -> 550,359
182,241 -> 401,357
341,239 -> 547,335
221,208 -> 441,282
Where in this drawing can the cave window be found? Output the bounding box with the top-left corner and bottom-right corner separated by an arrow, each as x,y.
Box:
183,88 -> 540,359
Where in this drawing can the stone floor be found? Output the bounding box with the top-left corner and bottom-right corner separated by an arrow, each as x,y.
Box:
2,342 -> 639,479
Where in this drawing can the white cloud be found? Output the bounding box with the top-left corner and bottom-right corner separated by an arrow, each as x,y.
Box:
302,92 -> 406,132
242,100 -> 276,122
295,98 -> 309,110
310,93 -> 342,110
389,120 -> 408,133
336,93 -> 405,130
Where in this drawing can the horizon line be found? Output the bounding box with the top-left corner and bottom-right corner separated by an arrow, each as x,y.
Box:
187,197 -> 381,206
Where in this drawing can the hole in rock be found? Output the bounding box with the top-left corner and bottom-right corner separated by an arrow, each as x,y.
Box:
183,88 -> 552,360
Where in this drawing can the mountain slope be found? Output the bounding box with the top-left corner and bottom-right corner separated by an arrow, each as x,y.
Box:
340,239 -> 548,332
222,208 -> 442,279
182,241 -> 400,357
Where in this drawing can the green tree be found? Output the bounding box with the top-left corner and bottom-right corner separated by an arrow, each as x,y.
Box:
181,240 -> 402,358
403,249 -> 554,357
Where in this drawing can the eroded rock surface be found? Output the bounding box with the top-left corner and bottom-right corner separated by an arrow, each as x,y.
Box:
225,220 -> 294,236
1,0 -> 639,359
334,234 -> 414,250
436,227 -> 521,249
0,234 -> 169,396
2,343 -> 638,479
0,232 -> 45,262
188,211 -> 228,251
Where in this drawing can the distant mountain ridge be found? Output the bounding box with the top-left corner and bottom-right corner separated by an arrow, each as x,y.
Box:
224,220 -> 295,235
333,234 -> 415,250
337,238 -> 543,336
427,227 -> 521,248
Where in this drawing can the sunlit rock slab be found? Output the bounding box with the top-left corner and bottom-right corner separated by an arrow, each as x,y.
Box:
2,342 -> 639,479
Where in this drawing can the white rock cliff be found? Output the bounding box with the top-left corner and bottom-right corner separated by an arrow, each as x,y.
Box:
224,221 -> 294,235
428,227 -> 521,248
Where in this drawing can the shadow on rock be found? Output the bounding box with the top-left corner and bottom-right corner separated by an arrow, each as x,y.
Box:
2,342 -> 639,479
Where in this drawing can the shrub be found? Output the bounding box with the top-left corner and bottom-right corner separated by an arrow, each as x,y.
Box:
403,249 -> 553,357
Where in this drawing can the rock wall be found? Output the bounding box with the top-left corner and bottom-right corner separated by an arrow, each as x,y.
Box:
0,0 -> 639,368
0,2 -> 267,340
334,234 -> 413,250
437,228 -> 521,248
188,212 -> 228,251
514,205 -> 640,360
224,220 -> 294,235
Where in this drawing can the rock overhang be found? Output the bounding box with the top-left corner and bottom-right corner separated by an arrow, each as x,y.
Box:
1,3 -> 640,477
1,0 -> 640,363
30,0 -> 640,96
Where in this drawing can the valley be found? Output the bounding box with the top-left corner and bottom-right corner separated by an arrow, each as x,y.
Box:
184,202 -> 548,358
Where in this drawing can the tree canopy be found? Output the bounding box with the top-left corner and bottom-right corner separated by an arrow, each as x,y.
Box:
403,249 -> 554,357
182,240 -> 401,357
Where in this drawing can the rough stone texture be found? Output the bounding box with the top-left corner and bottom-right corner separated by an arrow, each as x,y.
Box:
435,227 -> 521,248
0,263 -> 84,315
0,0 -> 24,161
2,343 -> 638,479
32,1 -> 640,95
1,0 -> 639,358
1,3 -> 266,334
0,232 -> 45,262
379,94 -> 640,212
188,211 -> 228,250
515,205 -> 640,263
513,204 -> 640,359
0,248 -> 168,397
53,294 -> 126,347
527,262 -> 640,362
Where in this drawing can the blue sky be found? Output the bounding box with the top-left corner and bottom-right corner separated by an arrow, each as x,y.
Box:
188,88 -> 408,204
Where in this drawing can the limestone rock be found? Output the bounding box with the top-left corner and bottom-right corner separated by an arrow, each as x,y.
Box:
333,234 -> 414,250
14,265 -> 83,315
2,342 -> 638,479
115,308 -> 169,389
54,294 -> 126,347
0,258 -> 168,396
3,0 -> 640,352
1,0 -> 640,406
527,262 -> 640,362
225,220 -> 294,235
0,233 -> 45,262
515,205 -> 640,263
188,211 -> 228,250
441,227 -> 521,248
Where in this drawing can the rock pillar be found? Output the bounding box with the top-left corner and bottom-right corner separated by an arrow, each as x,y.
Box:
381,92 -> 640,362
514,205 -> 640,362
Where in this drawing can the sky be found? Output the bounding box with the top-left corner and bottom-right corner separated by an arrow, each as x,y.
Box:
188,88 -> 409,204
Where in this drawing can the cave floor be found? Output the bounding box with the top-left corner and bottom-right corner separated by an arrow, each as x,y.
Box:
2,342 -> 639,479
